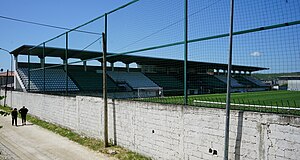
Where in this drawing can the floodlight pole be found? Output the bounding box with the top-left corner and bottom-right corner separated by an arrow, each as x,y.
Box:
183,0 -> 188,105
224,0 -> 235,159
103,13 -> 109,147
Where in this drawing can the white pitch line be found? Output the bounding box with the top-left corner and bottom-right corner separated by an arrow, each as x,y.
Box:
193,100 -> 300,111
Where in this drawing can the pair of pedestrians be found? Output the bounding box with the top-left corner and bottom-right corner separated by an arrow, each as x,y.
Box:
11,106 -> 28,126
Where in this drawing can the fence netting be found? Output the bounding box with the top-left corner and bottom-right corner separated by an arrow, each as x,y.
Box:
14,0 -> 300,115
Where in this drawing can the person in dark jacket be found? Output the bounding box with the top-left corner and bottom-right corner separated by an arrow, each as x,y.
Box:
19,106 -> 29,125
11,108 -> 18,126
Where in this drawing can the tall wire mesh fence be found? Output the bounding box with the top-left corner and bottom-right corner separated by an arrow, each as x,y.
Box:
13,0 -> 300,115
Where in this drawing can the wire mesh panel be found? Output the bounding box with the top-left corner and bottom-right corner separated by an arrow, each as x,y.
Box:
15,0 -> 300,115
67,17 -> 104,97
228,0 -> 300,114
189,0 -> 300,115
106,0 -> 185,99
9,1 -> 300,159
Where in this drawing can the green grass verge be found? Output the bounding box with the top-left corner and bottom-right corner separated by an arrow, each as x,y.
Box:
0,105 -> 151,160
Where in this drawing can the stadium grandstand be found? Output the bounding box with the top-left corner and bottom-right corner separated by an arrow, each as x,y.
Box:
11,45 -> 270,98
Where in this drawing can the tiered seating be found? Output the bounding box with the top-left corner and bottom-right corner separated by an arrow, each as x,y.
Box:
107,71 -> 159,89
243,76 -> 269,87
68,69 -> 119,92
17,67 -> 79,92
233,76 -> 258,87
145,73 -> 183,90
188,74 -> 226,88
214,75 -> 244,88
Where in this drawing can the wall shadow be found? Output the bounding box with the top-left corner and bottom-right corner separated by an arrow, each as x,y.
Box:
112,99 -> 117,145
235,111 -> 244,160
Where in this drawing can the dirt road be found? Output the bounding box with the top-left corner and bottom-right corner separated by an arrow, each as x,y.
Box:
0,114 -> 115,160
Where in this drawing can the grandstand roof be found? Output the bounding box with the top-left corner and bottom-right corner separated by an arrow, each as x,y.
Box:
11,45 -> 268,72
11,45 -> 101,60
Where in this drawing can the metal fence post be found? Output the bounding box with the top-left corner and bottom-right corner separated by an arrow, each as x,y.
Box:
65,32 -> 69,95
43,43 -> 46,93
28,50 -> 31,92
224,0 -> 235,159
103,13 -> 109,147
184,0 -> 188,105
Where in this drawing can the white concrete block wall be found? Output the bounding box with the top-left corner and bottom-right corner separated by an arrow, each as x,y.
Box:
111,100 -> 300,160
2,91 -> 300,160
76,96 -> 103,139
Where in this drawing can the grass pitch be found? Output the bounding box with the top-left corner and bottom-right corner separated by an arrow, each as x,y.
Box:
190,90 -> 300,107
137,91 -> 300,115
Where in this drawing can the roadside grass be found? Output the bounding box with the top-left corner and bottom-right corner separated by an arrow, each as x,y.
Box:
0,105 -> 151,160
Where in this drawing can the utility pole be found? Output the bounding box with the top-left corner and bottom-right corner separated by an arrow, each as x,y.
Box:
4,70 -> 9,107
0,48 -> 13,107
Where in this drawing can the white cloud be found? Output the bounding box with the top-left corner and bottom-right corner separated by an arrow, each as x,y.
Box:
250,51 -> 263,57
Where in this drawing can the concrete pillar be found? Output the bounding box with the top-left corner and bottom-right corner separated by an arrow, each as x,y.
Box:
111,62 -> 114,71
14,55 -> 18,90
137,64 -> 144,73
14,55 -> 18,70
62,59 -> 67,71
40,57 -> 45,68
126,63 -> 129,72
83,61 -> 87,71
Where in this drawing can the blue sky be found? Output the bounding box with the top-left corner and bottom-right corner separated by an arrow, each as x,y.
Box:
1,0 -> 299,73
0,0 -> 132,70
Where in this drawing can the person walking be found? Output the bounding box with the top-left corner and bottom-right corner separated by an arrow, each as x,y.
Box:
19,106 -> 29,125
11,108 -> 18,126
